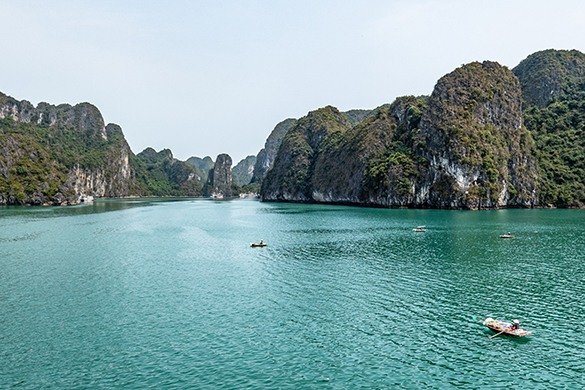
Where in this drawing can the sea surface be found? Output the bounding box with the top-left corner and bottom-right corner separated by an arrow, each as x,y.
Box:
1,198 -> 584,389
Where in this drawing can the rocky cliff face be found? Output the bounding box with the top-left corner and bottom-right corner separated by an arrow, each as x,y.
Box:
261,62 -> 539,209
232,155 -> 257,186
261,106 -> 352,201
0,93 -> 134,205
208,154 -> 233,197
251,118 -> 296,184
414,61 -> 538,208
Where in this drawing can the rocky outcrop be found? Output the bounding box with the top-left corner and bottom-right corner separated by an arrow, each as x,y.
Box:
133,148 -> 200,196
261,62 -> 539,209
262,106 -> 352,201
0,92 -> 134,205
208,154 -> 233,197
414,61 -> 538,209
251,118 -> 296,183
513,49 -> 585,108
232,155 -> 257,186
186,156 -> 214,183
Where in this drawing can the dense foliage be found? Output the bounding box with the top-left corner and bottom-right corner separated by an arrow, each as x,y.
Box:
133,148 -> 201,196
523,80 -> 585,206
513,49 -> 585,108
514,50 -> 585,207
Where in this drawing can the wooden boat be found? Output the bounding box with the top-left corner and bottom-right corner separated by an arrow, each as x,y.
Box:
500,234 -> 514,238
482,317 -> 532,337
250,242 -> 267,247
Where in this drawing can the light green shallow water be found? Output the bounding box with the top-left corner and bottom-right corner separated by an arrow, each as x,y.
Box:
1,198 -> 584,389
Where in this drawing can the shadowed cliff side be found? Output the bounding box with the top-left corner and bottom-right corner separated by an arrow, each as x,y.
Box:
261,106 -> 352,201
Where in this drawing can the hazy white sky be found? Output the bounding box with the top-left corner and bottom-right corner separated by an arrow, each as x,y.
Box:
1,0 -> 584,163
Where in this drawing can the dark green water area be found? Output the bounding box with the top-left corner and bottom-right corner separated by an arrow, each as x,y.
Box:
1,199 -> 583,389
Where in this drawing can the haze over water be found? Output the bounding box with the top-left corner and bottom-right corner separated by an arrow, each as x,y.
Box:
1,199 -> 583,389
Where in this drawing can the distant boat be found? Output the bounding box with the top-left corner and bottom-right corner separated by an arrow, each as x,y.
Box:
211,193 -> 224,199
413,226 -> 426,232
79,195 -> 94,203
250,242 -> 267,247
500,232 -> 514,238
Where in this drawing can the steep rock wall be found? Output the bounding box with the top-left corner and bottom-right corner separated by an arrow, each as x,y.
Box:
0,92 -> 134,204
251,118 -> 296,183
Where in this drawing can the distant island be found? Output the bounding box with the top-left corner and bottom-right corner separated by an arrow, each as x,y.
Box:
1,49 -> 584,208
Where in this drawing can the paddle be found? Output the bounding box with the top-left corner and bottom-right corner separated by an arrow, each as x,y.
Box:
472,316 -> 483,322
489,330 -> 506,339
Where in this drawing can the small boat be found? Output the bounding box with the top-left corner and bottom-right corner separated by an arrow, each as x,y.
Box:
79,195 -> 94,203
413,226 -> 426,232
250,242 -> 267,247
500,233 -> 514,238
482,317 -> 532,337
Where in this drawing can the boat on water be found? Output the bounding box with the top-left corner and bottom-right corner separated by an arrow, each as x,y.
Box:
500,232 -> 514,238
250,242 -> 267,247
413,226 -> 426,232
79,195 -> 94,203
482,317 -> 532,337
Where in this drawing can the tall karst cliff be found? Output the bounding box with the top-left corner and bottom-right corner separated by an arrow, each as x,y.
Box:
0,93 -> 134,205
261,61 -> 539,209
415,61 -> 538,208
207,153 -> 233,197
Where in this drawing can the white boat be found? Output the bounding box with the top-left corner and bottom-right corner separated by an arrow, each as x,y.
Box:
79,195 -> 94,203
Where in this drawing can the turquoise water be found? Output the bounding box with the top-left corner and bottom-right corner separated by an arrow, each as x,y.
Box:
1,199 -> 584,389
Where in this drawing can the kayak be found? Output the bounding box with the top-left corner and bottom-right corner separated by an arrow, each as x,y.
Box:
250,243 -> 267,247
483,317 -> 532,337
500,234 -> 514,238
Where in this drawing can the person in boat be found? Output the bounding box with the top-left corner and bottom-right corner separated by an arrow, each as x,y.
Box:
260,240 -> 263,244
512,319 -> 520,330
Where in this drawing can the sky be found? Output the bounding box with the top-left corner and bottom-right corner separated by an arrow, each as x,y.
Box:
1,0 -> 584,164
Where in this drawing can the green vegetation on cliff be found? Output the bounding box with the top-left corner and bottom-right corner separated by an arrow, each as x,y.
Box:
261,106 -> 351,200
417,61 -> 537,206
523,80 -> 585,206
514,49 -> 585,207
133,148 -> 201,196
513,49 -> 585,108
0,102 -> 130,204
